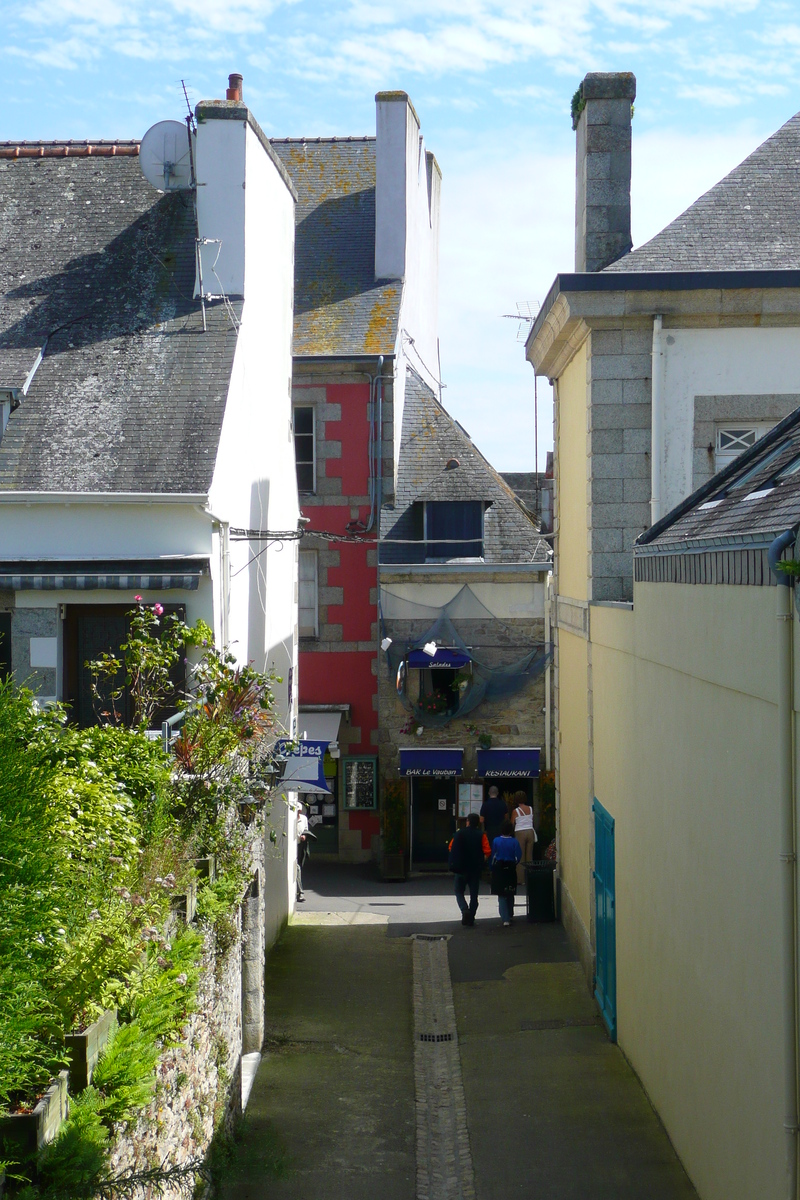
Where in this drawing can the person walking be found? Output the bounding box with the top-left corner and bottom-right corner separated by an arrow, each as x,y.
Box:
448,813 -> 491,926
491,819 -> 522,926
296,802 -> 310,902
511,789 -> 537,885
480,784 -> 507,847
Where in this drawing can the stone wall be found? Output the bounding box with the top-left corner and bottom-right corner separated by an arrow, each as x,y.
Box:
587,325 -> 652,602
107,919 -> 243,1197
378,615 -> 547,800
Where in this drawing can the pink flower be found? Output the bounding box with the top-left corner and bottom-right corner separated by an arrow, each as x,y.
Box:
134,595 -> 142,602
154,603 -> 164,616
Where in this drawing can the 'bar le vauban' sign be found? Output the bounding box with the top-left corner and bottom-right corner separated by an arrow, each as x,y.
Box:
399,748 -> 463,778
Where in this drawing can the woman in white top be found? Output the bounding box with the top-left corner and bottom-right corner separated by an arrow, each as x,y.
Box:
511,789 -> 537,884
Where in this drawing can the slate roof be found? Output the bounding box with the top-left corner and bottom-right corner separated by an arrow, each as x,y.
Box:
0,149 -> 238,493
271,138 -> 401,357
606,111 -> 800,272
637,404 -> 800,552
380,368 -> 550,565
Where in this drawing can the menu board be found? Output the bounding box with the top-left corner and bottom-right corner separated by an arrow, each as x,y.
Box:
458,783 -> 484,818
343,757 -> 377,810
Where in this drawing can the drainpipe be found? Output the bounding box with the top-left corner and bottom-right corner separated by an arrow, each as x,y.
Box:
768,526 -> 799,1200
545,572 -> 552,772
650,314 -> 664,526
364,355 -> 385,534
201,506 -> 231,650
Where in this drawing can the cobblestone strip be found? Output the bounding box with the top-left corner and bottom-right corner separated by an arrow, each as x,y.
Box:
412,936 -> 477,1200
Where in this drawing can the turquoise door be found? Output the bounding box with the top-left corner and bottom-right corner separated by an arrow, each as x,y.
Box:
593,799 -> 617,1041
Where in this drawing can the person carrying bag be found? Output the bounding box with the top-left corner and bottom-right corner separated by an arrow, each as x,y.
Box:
448,813 -> 491,926
490,818 -> 522,926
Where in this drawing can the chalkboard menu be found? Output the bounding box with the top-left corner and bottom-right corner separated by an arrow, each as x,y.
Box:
343,757 -> 377,810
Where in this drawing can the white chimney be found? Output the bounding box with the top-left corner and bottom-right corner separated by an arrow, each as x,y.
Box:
375,91 -> 421,281
193,75 -> 297,300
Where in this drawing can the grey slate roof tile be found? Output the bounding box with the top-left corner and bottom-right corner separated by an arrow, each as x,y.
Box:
638,405 -> 800,550
0,153 -> 238,493
380,368 -> 550,564
271,139 -> 401,357
606,112 -> 800,272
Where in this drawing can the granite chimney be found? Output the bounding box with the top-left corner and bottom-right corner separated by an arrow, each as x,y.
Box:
574,72 -> 636,272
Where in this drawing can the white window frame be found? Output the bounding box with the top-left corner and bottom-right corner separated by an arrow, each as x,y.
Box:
298,548 -> 319,639
715,423 -> 773,473
293,405 -> 316,495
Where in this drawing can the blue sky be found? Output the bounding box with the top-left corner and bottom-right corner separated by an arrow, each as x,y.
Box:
4,0 -> 800,470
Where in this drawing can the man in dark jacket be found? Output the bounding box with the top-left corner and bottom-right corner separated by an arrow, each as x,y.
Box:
449,813 -> 491,926
480,785 -> 507,847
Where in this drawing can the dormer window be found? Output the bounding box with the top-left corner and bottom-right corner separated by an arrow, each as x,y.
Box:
424,501 -> 483,560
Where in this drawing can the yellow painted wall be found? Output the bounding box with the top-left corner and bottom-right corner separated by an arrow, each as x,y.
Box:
590,584 -> 784,1200
555,338 -> 589,602
556,628 -> 592,949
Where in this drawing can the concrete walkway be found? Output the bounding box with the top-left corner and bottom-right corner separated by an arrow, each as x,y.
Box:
221,863 -> 698,1200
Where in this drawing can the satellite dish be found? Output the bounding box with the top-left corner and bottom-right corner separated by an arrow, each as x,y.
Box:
139,120 -> 194,192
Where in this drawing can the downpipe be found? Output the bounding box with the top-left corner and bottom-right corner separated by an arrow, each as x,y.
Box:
769,527 -> 799,1200
650,314 -> 664,526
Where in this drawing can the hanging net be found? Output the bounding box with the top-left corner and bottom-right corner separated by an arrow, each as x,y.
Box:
381,583 -> 552,728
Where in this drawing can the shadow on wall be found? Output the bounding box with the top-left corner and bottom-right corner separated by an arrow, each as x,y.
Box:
246,478 -> 271,674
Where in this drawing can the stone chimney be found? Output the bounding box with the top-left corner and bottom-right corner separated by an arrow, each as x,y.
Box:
573,72 -> 636,273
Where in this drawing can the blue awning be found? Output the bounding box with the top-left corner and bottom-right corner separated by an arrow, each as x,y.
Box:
407,648 -> 471,669
399,748 -> 463,777
477,747 -> 540,778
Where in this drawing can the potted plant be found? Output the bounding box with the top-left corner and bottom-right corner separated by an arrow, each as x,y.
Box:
381,780 -> 407,880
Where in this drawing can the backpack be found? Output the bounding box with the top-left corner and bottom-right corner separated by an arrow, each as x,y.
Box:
448,830 -> 467,874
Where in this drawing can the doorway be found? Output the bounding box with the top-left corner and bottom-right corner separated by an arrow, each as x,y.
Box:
411,778 -> 457,866
593,798 -> 617,1041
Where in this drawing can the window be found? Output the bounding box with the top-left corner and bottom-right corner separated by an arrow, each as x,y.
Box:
342,757 -> 377,809
298,549 -> 318,639
293,406 -> 315,493
424,501 -> 483,560
715,425 -> 772,473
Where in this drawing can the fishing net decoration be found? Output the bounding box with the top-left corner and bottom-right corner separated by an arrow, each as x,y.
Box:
380,584 -> 552,728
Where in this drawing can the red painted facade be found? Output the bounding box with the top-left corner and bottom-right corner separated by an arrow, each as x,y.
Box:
297,380 -> 381,853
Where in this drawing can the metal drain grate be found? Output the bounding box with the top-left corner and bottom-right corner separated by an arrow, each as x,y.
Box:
414,934 -> 449,942
418,1032 -> 455,1042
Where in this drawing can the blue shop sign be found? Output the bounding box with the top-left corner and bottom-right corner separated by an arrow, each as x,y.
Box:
407,647 -> 471,669
276,739 -> 333,795
477,747 -> 540,778
399,748 -> 464,778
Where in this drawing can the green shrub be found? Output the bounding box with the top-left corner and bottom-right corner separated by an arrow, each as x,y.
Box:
34,1088 -> 109,1198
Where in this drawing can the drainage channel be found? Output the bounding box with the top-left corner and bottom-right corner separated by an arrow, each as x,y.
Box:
411,934 -> 476,1200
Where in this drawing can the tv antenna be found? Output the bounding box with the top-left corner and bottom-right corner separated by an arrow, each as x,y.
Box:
139,119 -> 194,192
501,301 -> 536,343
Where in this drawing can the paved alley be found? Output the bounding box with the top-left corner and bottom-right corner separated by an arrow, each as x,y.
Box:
222,864 -> 698,1199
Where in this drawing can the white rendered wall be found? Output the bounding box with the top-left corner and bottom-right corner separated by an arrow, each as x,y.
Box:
207,119 -> 299,740
661,327 -> 800,513
0,502 -> 211,561
375,95 -> 441,466
195,115 -> 247,297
